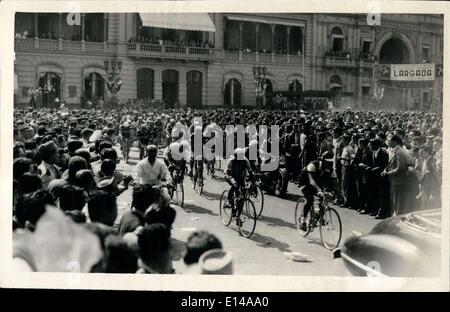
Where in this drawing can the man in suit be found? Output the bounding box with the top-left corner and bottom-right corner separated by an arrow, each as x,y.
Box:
367,138 -> 389,218
353,138 -> 372,214
417,145 -> 440,210
381,134 -> 409,217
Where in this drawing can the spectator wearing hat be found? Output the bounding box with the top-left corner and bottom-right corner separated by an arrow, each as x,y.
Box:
38,141 -> 61,189
88,190 -> 118,227
416,145 -> 440,210
340,135 -> 357,209
137,223 -> 174,274
381,134 -> 409,216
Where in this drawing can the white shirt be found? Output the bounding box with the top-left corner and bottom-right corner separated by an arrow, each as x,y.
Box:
135,158 -> 171,186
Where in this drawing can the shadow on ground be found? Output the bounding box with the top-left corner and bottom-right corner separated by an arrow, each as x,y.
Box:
258,215 -> 297,230
183,203 -> 219,217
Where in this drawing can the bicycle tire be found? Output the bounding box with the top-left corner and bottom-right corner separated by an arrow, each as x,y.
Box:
295,196 -> 311,237
238,199 -> 257,238
319,207 -> 342,250
174,181 -> 184,207
273,171 -> 284,197
250,185 -> 264,218
219,190 -> 232,226
215,158 -> 221,171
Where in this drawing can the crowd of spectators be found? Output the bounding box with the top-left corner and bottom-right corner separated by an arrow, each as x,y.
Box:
11,104 -> 442,273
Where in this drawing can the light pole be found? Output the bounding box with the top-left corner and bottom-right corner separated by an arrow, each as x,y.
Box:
252,64 -> 267,108
104,55 -> 123,108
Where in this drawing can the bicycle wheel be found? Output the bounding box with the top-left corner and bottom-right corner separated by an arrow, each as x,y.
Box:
219,190 -> 233,226
174,181 -> 184,207
215,158 -> 221,171
238,199 -> 257,238
273,171 -> 284,197
319,207 -> 342,250
295,196 -> 311,237
249,185 -> 264,218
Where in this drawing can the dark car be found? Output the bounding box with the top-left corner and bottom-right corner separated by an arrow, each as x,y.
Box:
340,209 -> 441,277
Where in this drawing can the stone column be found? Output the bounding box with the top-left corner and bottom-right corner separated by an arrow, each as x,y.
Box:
255,23 -> 260,51
91,73 -> 96,99
179,71 -> 187,106
239,22 -> 243,61
239,22 -> 243,51
255,23 -> 260,62
34,13 -> 39,48
287,26 -> 291,62
154,70 -> 163,100
103,14 -> 108,42
271,24 -> 276,62
81,13 -> 86,51
58,13 -> 63,50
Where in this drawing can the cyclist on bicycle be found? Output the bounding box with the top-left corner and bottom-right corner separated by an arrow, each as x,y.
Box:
119,121 -> 133,161
135,144 -> 172,202
137,122 -> 151,160
163,142 -> 187,183
297,151 -> 334,231
224,147 -> 255,211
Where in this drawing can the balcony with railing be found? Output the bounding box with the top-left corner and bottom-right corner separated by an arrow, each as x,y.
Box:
224,50 -> 304,66
15,38 -> 110,53
323,50 -> 356,68
126,42 -> 212,61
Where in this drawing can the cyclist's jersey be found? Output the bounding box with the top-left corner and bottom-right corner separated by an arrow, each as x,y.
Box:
137,126 -> 150,145
121,125 -> 132,139
298,161 -> 321,188
164,148 -> 186,168
226,157 -> 252,181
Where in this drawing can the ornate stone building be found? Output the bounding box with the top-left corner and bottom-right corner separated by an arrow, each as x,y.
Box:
14,13 -> 443,110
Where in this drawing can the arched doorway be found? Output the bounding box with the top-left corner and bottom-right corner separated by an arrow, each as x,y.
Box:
186,70 -> 202,108
136,68 -> 154,100
379,37 -> 411,110
329,74 -> 343,108
162,69 -> 179,108
84,72 -> 105,105
224,78 -> 242,107
262,79 -> 273,108
38,72 -> 61,108
288,79 -> 303,93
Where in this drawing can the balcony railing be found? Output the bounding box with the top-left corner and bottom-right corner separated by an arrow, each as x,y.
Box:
14,38 -> 110,53
224,50 -> 305,66
323,56 -> 356,68
126,43 -> 211,61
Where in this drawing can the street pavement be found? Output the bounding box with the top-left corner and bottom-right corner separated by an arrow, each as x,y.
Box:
114,145 -> 381,276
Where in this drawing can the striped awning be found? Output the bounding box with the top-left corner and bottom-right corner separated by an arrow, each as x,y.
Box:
139,13 -> 215,32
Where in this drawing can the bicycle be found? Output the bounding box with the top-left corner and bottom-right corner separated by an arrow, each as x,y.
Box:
168,166 -> 185,207
121,137 -> 133,163
219,183 -> 257,238
294,189 -> 342,250
192,158 -> 204,194
245,174 -> 264,218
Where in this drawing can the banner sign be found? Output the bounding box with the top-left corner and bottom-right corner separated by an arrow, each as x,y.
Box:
391,63 -> 435,81
376,63 -> 442,81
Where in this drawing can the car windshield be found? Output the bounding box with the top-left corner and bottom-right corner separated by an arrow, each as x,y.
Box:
402,210 -> 441,235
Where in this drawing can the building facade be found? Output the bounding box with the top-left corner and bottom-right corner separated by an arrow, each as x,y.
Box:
14,13 -> 443,110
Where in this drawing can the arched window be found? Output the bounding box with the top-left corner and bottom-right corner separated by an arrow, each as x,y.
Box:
288,80 -> 303,93
84,72 -> 105,104
162,69 -> 179,108
329,74 -> 342,85
136,68 -> 154,100
262,79 -> 273,107
38,72 -> 62,108
187,70 -> 202,108
289,26 -> 303,55
224,78 -> 242,107
331,26 -> 344,52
